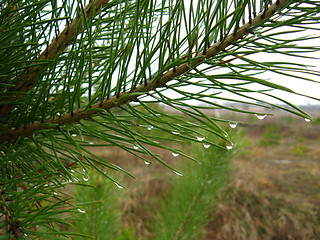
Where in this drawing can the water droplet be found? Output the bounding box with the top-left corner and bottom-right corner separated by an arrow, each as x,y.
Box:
77,208 -> 86,213
73,178 -> 79,182
226,142 -> 234,150
24,233 -> 28,237
114,182 -> 124,189
82,168 -> 86,172
196,136 -> 205,141
133,145 -> 139,150
88,142 -> 94,145
144,161 -> 151,165
172,131 -> 180,135
53,192 -> 58,195
83,176 -> 89,182
70,169 -> 75,173
172,152 -> 179,157
173,171 -> 183,176
71,134 -> 77,137
305,118 -> 311,122
255,114 -> 267,120
203,143 -> 211,148
147,126 -> 153,131
229,122 -> 238,128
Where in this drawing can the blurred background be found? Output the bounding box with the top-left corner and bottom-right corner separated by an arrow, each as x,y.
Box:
71,103 -> 320,240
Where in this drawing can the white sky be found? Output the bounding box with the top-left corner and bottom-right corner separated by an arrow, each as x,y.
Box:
49,1 -> 320,106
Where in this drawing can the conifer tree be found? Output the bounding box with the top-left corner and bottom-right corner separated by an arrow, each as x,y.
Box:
0,0 -> 319,238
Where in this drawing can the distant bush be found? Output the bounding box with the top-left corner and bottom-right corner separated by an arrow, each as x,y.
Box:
72,135 -> 234,240
313,117 -> 320,126
291,145 -> 307,156
259,125 -> 281,146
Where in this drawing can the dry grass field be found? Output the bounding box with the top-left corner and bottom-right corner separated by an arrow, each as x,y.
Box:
76,108 -> 320,240
204,113 -> 320,240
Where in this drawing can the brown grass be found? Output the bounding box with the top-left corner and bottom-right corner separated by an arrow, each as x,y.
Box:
204,115 -> 320,240
87,113 -> 320,239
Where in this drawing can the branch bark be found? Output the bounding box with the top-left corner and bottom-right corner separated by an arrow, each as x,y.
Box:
0,0 -> 291,143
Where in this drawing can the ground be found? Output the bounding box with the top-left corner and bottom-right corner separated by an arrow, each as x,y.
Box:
83,108 -> 320,239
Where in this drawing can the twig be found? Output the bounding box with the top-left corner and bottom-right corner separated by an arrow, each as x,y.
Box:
0,0 -> 290,143
0,0 -> 110,117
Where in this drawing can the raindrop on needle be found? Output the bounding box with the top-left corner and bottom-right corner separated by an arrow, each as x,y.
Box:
114,182 -> 124,189
255,114 -> 267,120
77,208 -> 86,213
83,176 -> 89,182
173,171 -> 183,176
226,142 -> 234,150
203,143 -> 211,149
172,152 -> 179,157
229,122 -> 238,128
196,136 -> 205,141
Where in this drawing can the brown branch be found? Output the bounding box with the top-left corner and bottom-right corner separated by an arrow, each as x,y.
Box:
0,0 -> 290,143
1,191 -> 21,239
0,0 -> 110,117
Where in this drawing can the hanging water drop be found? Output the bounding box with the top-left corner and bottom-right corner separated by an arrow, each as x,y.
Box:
173,171 -> 183,176
70,169 -> 75,173
172,152 -> 179,157
71,134 -> 77,137
82,168 -> 86,172
229,122 -> 238,128
203,143 -> 211,149
114,182 -> 124,189
147,126 -> 153,131
172,131 -> 180,135
77,208 -> 86,213
144,161 -> 151,165
255,114 -> 267,120
305,118 -> 311,122
133,145 -> 139,150
53,192 -> 58,195
196,136 -> 205,141
226,142 -> 234,150
88,142 -> 94,145
83,176 -> 89,182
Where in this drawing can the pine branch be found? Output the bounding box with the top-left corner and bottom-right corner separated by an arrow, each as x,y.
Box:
1,192 -> 22,239
0,0 -> 110,117
0,0 -> 291,143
